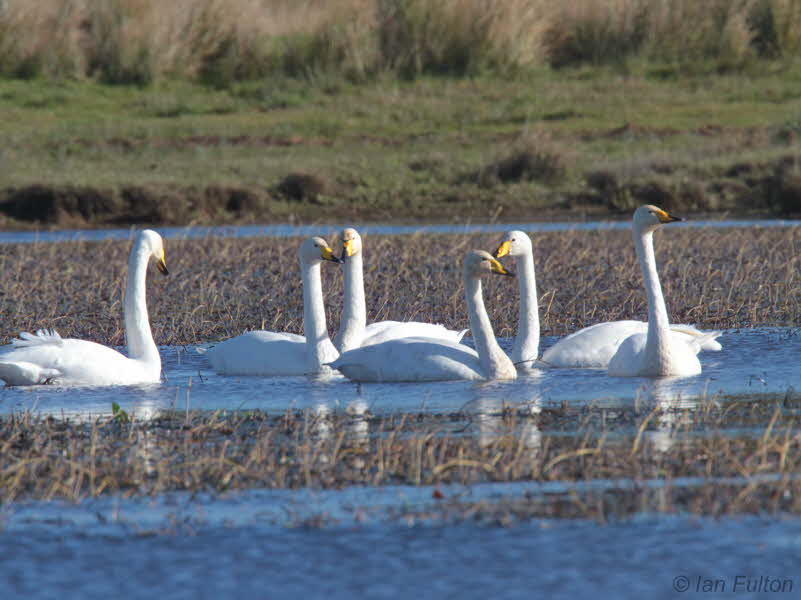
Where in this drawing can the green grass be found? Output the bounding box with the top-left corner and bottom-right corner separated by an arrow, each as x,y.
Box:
1,65 -> 801,226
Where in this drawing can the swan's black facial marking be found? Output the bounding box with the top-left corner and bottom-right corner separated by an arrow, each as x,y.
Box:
320,245 -> 342,263
488,257 -> 514,277
340,239 -> 355,261
155,249 -> 169,275
650,206 -> 682,224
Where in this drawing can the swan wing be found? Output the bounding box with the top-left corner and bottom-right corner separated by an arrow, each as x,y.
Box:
607,333 -> 648,376
362,321 -> 468,346
204,330 -> 310,376
0,336 -> 153,386
608,332 -> 702,377
542,320 -> 722,368
329,337 -> 483,382
11,329 -> 65,348
541,321 -> 648,368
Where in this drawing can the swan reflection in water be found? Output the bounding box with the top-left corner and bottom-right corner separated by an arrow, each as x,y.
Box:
467,373 -> 544,454
638,379 -> 701,454
307,382 -> 369,447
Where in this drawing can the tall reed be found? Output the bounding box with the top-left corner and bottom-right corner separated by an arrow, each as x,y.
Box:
0,0 -> 800,85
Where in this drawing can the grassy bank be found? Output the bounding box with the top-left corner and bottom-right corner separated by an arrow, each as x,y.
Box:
3,1 -> 801,84
2,3 -> 801,227
0,227 -> 798,347
1,68 -> 801,227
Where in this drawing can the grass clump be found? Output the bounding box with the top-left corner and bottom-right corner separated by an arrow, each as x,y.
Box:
2,1 -> 801,86
469,133 -> 569,186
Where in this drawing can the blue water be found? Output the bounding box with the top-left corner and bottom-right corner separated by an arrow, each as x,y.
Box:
1,329 -> 795,421
1,486 -> 799,600
1,218 -> 798,244
1,329 -> 798,598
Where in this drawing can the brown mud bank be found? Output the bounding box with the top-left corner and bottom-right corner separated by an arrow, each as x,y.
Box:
2,153 -> 801,229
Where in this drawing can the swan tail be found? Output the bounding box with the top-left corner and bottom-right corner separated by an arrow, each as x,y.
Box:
697,330 -> 723,352
670,324 -> 723,352
0,361 -> 61,386
688,330 -> 723,354
12,329 -> 64,348
455,328 -> 469,342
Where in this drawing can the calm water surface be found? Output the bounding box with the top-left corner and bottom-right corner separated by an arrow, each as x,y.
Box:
1,328 -> 796,420
2,489 -> 800,599
1,329 -> 799,598
0,218 -> 798,244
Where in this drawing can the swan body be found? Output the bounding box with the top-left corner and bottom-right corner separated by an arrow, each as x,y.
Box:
329,336 -> 486,382
493,230 -> 721,370
205,237 -> 341,377
333,228 -> 467,352
0,230 -> 169,386
608,205 -> 706,377
541,321 -> 721,369
359,320 -> 466,348
330,250 -> 516,382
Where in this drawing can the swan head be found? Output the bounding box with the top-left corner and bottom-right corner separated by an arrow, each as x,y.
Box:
465,250 -> 515,278
300,236 -> 342,265
633,205 -> 682,232
137,229 -> 169,275
494,230 -> 532,259
339,227 -> 362,261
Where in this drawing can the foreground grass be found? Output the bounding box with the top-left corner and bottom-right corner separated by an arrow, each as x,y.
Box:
2,227 -> 800,519
1,393 -> 800,520
1,67 -> 801,226
0,227 -> 798,346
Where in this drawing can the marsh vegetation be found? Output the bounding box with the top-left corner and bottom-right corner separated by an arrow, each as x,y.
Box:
1,2 -> 801,226
1,227 -> 798,346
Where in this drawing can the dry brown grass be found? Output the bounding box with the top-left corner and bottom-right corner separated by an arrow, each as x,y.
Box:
1,0 -> 799,84
1,396 -> 800,519
1,226 -> 799,347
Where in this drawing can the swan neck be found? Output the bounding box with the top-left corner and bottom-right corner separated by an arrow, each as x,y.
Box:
465,275 -> 510,378
336,252 -> 366,352
302,260 -> 333,370
124,241 -> 159,365
635,228 -> 671,347
514,249 -> 540,363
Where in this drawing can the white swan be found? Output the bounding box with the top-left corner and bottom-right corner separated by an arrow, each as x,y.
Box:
494,229 -> 721,369
329,250 -> 517,382
0,230 -> 169,386
608,205 -> 715,377
333,228 -> 467,352
204,237 -> 342,377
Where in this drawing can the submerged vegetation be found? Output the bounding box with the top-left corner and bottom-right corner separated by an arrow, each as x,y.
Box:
1,393 -> 800,521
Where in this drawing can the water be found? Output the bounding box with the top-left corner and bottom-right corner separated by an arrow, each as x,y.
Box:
1,328 -> 796,421
2,487 -> 800,599
1,218 -> 798,244
3,213 -> 800,597
1,328 -> 799,597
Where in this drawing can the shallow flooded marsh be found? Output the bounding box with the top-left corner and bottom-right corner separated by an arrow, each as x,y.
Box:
3,226 -> 801,597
